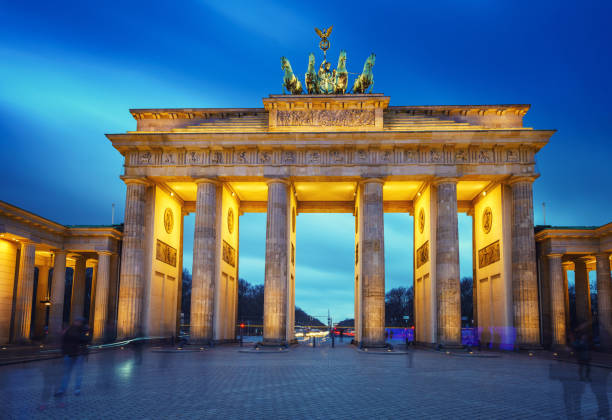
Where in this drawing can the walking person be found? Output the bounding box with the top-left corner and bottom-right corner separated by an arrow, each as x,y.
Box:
54,317 -> 90,397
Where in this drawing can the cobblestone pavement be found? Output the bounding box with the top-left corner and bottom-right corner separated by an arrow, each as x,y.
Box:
1,339 -> 610,419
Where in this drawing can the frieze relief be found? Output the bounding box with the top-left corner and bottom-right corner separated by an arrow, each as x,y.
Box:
478,240 -> 500,268
222,240 -> 236,267
276,109 -> 375,127
132,146 -> 534,167
416,241 -> 429,269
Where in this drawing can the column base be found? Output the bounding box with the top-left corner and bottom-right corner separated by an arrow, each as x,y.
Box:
436,342 -> 464,350
258,340 -> 289,348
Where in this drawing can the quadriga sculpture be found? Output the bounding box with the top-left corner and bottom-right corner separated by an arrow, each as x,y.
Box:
305,53 -> 319,94
281,56 -> 303,95
352,53 -> 375,94
334,50 -> 348,94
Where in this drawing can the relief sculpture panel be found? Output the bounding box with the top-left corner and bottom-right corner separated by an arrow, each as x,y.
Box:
276,110 -> 375,127
416,241 -> 429,269
478,240 -> 500,268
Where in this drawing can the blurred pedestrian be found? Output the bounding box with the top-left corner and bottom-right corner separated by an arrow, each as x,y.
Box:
573,333 -> 591,382
54,317 -> 90,397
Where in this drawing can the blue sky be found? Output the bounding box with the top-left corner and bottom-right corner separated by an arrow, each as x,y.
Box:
1,1 -> 611,321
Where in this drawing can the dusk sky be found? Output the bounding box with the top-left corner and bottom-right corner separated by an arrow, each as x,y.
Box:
1,1 -> 611,322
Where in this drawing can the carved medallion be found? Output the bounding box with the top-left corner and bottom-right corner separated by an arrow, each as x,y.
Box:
227,208 -> 234,234
418,208 -> 425,234
482,207 -> 492,234
163,208 -> 173,234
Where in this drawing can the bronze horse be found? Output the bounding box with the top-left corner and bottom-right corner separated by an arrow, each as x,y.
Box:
281,56 -> 303,95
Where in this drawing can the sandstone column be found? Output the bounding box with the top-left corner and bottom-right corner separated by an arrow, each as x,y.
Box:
562,262 -> 572,333
595,253 -> 612,350
263,180 -> 290,345
509,177 -> 540,347
117,177 -> 148,338
574,258 -> 592,329
34,264 -> 51,337
360,179 -> 386,347
93,252 -> 112,342
70,255 -> 86,323
434,179 -> 461,346
13,242 -> 36,342
48,250 -> 67,340
190,179 -> 219,343
548,254 -> 566,347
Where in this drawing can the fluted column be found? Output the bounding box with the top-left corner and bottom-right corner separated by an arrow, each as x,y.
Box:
13,242 -> 36,342
434,179 -> 461,346
359,179 -> 386,347
574,258 -> 592,329
48,250 -> 67,340
509,177 -> 540,347
70,255 -> 86,323
93,252 -> 112,342
117,177 -> 148,338
548,254 -> 566,347
595,253 -> 612,350
190,179 -> 219,342
562,262 -> 572,333
263,180 -> 290,345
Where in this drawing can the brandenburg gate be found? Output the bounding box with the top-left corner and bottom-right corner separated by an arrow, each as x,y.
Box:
106,93 -> 555,348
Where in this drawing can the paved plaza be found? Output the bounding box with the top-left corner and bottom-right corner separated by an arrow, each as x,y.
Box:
1,340 -> 610,419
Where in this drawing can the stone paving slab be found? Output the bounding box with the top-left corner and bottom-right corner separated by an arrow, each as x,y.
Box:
0,340 -> 610,419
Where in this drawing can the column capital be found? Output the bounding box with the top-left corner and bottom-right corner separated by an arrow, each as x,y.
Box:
120,175 -> 151,186
358,178 -> 385,186
595,252 -> 611,260
265,178 -> 291,186
51,249 -> 67,256
97,251 -> 114,257
194,177 -> 221,186
432,177 -> 458,186
547,253 -> 564,259
507,176 -> 538,186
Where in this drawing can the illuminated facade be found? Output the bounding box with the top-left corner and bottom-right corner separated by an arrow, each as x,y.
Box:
2,94 -> 609,350
107,94 -> 553,348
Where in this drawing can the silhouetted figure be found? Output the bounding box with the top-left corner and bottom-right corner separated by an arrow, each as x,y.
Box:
37,359 -> 59,411
574,334 -> 591,382
54,317 -> 90,397
550,360 -> 586,419
132,338 -> 145,365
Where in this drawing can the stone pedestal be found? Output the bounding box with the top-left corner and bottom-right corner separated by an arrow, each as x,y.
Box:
359,180 -> 386,347
574,258 -> 592,330
48,251 -> 67,340
93,252 -> 112,342
190,179 -> 219,342
70,255 -> 86,323
434,179 -> 461,346
117,178 -> 148,338
596,254 -> 612,350
263,180 -> 290,345
509,178 -> 541,347
548,254 -> 566,347
13,242 -> 36,342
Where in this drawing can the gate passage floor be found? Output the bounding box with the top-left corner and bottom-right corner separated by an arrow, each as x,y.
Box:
1,340 -> 610,419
